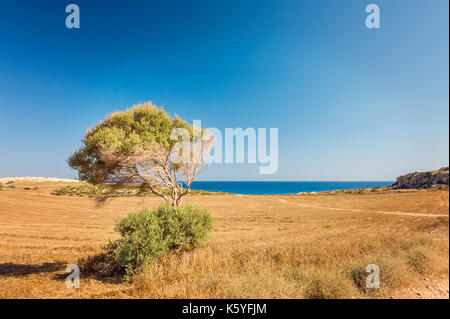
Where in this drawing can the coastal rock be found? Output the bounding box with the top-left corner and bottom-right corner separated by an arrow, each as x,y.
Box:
393,167 -> 449,189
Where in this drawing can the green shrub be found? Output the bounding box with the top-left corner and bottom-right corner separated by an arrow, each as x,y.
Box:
80,203 -> 213,281
24,187 -> 31,190
7,185 -> 16,189
0,183 -> 3,190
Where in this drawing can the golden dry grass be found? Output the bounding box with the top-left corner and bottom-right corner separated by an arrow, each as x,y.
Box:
0,184 -> 448,299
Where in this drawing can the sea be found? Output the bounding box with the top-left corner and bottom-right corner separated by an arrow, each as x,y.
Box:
189,181 -> 393,195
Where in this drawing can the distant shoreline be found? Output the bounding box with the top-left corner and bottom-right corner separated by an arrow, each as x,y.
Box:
188,181 -> 394,195
0,177 -> 392,195
0,177 -> 80,183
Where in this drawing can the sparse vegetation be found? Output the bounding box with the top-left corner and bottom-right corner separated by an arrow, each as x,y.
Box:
53,185 -> 117,197
52,184 -> 229,197
131,234 -> 447,299
0,187 -> 448,298
321,186 -> 404,195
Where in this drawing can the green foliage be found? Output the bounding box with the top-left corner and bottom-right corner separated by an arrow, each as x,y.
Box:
68,102 -> 192,184
24,187 -> 31,190
80,204 -> 213,281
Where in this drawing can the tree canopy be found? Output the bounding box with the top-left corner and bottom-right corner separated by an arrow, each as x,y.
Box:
68,102 -> 212,206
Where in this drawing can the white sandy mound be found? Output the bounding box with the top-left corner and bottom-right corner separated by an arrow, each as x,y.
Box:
0,177 -> 80,183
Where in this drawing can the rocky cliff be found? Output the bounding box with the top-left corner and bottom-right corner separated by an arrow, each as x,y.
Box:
393,167 -> 449,189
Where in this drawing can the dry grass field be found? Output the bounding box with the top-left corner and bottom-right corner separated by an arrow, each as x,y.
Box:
0,182 -> 448,299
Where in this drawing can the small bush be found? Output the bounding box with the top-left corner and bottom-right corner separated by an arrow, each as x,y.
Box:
80,203 -> 213,281
346,254 -> 412,296
347,263 -> 381,296
303,269 -> 353,299
0,183 -> 3,190
7,185 -> 16,189
6,181 -> 14,184
24,187 -> 31,190
348,265 -> 368,291
408,249 -> 430,274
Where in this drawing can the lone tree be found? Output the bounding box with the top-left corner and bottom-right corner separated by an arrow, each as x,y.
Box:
68,102 -> 213,206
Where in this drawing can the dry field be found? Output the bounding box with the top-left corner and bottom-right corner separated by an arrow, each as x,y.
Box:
0,182 -> 448,299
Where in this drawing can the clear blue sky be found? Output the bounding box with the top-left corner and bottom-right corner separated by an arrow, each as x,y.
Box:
0,0 -> 448,181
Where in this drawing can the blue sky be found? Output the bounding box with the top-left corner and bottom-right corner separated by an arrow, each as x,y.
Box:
0,0 -> 448,181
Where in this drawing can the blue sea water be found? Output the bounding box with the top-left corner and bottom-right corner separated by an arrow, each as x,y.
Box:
189,181 -> 393,195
